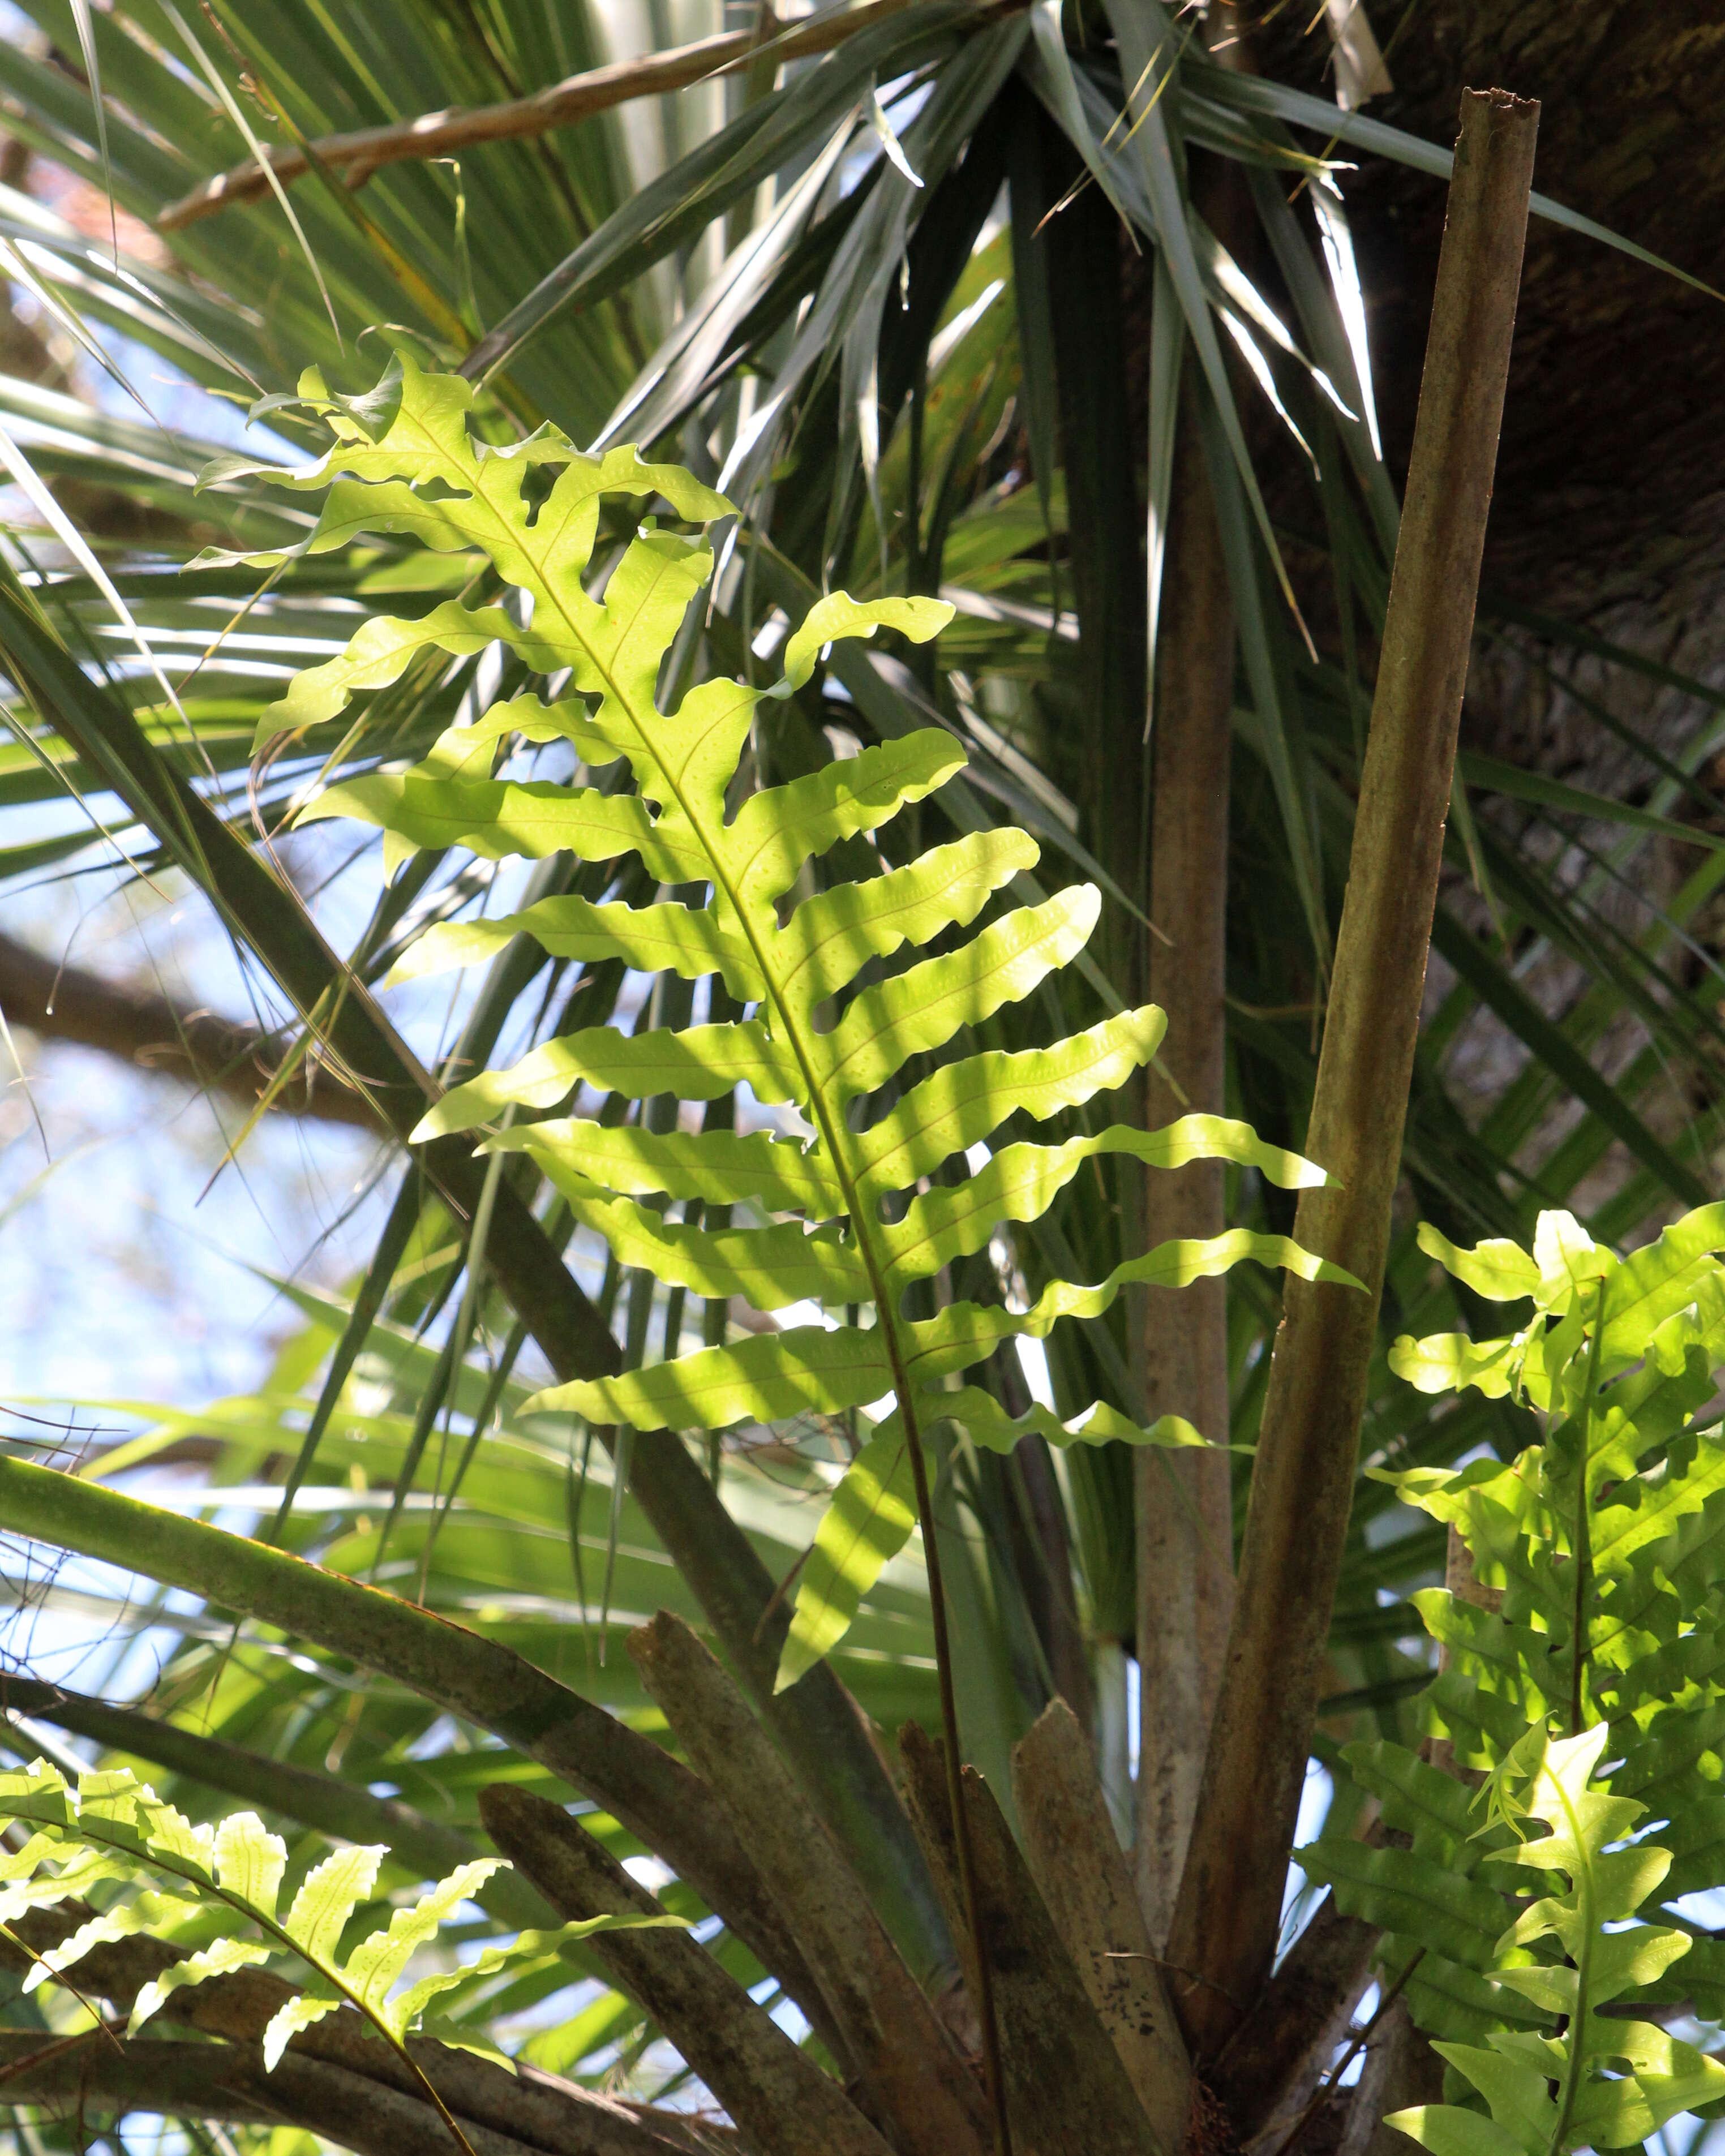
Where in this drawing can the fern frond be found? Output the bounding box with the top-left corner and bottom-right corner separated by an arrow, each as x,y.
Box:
24,1892 -> 200,1996
1306,1201 -> 1725,2137
255,353 -> 1353,1685
491,1121 -> 844,1213
389,1913 -> 683,2034
0,1757 -> 678,2126
1297,1793 -> 1542,2048
388,890 -> 765,998
334,1856 -> 509,2035
1385,1726 -> 1724,2155
776,1388 -> 1238,1693
780,1416 -> 920,1687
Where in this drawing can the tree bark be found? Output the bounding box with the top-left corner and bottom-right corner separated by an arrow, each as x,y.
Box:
1212,1899 -> 1377,2146
1248,3 -> 1725,621
1346,1 -> 1725,615
0,2035 -> 548,2156
1358,2002 -> 1445,2156
900,1725 -> 1167,2156
1012,1700 -> 1192,2150
626,1611 -> 989,2156
0,929 -> 388,1129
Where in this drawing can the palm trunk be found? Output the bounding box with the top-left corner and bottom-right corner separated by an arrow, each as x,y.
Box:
1133,5 -> 1251,1944
1132,377 -> 1238,1943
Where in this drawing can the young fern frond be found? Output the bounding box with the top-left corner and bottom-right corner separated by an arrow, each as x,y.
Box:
0,1759 -> 675,2153
1386,1725 -> 1716,2156
1301,1201 -> 1725,2150
237,352 -> 1353,1696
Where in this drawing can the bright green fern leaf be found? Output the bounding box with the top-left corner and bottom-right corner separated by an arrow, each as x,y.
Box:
0,1758 -> 681,2097
284,1841 -> 385,1969
255,354 -> 1356,1687
777,1384 -> 1247,1690
1311,1202 -> 1725,2119
1385,1725 -> 1724,2154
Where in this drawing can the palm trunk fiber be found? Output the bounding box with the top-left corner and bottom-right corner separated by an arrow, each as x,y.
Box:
1165,87 -> 1541,2056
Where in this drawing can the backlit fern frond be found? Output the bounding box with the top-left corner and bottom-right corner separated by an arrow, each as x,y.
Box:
233,354 -> 1354,1684
0,1758 -> 669,2150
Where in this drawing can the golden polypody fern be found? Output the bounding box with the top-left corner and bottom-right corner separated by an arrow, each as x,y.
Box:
1302,1205 -> 1725,2151
218,352 -> 1351,1686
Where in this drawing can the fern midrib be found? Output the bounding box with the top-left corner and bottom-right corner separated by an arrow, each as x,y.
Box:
1545,1775 -> 1595,2156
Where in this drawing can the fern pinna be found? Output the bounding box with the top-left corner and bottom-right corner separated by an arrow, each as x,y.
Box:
226,353 -> 1349,1700
1301,1204 -> 1725,2153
